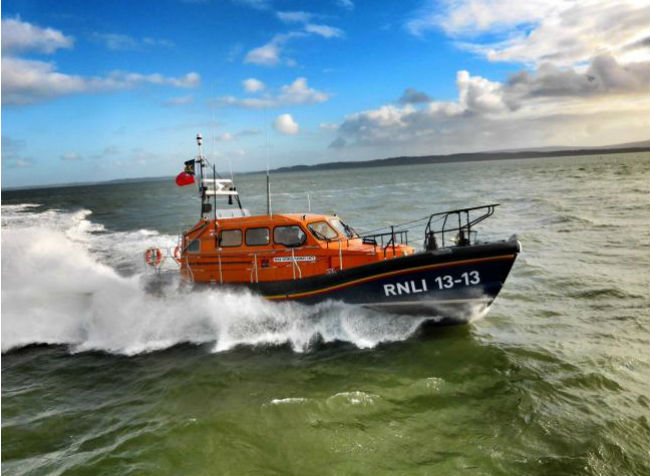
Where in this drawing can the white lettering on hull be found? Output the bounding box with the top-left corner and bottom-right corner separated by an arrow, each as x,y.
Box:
383,279 -> 429,297
273,256 -> 316,263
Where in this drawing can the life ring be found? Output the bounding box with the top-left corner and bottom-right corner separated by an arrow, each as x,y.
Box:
145,248 -> 163,267
172,246 -> 182,263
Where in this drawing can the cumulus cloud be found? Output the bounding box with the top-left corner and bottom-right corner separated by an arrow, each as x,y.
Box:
219,77 -> 329,109
1,18 -> 200,106
1,17 -> 74,54
243,78 -> 265,92
274,114 -> 299,135
279,77 -> 329,104
457,70 -> 508,113
505,54 -> 650,103
2,56 -> 200,105
328,59 -> 649,153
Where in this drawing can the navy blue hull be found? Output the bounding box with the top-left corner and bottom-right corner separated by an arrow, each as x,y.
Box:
248,237 -> 521,323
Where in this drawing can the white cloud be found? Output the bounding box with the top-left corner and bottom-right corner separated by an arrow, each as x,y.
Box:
280,77 -> 329,104
407,0 -> 556,36
274,114 -> 299,135
92,33 -> 174,51
215,130 -> 261,141
143,37 -> 175,48
243,78 -> 265,93
243,22 -> 343,67
1,17 -> 74,54
407,0 -> 650,67
219,77 -> 329,109
277,11 -> 313,23
330,60 -> 649,153
244,32 -> 307,66
2,56 -> 201,105
505,55 -> 650,103
245,41 -> 282,66
304,24 -> 344,38
1,18 -> 200,106
456,70 -> 507,113
92,33 -> 138,50
336,0 -> 354,10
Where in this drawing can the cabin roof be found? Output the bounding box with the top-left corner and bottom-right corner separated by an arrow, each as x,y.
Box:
213,213 -> 336,228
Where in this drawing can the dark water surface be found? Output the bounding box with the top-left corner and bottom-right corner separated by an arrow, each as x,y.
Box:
2,153 -> 649,475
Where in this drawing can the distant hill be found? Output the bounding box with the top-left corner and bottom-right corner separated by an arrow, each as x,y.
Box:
3,141 -> 648,191
269,141 -> 650,174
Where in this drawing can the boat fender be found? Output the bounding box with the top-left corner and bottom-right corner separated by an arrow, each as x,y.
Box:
145,248 -> 163,267
172,246 -> 182,263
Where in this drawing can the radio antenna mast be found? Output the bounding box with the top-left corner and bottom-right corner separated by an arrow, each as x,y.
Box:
265,110 -> 272,217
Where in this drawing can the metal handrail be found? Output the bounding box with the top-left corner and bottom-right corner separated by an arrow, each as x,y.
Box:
424,204 -> 499,249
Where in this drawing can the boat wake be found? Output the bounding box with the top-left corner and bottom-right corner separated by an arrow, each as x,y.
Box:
1,205 -> 485,355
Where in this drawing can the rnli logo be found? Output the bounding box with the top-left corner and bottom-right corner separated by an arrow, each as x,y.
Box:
383,279 -> 428,296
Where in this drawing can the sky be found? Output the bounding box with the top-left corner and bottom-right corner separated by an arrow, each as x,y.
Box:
1,0 -> 649,187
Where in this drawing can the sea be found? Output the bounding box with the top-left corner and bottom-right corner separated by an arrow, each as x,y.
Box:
2,152 -> 649,476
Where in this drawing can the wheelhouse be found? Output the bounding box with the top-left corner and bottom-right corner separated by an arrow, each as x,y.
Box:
179,213 -> 415,284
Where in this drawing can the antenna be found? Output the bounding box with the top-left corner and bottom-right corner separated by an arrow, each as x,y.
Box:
266,164 -> 272,217
265,108 -> 272,217
196,133 -> 203,157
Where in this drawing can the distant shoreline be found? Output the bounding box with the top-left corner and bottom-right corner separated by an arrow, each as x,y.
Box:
264,146 -> 650,175
3,144 -> 648,192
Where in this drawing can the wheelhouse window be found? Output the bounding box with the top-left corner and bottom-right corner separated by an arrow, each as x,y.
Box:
220,229 -> 242,247
308,221 -> 338,241
330,218 -> 357,239
245,227 -> 270,246
187,239 -> 201,253
273,225 -> 306,247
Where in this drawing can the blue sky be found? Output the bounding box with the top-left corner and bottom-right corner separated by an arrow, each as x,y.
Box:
2,0 -> 649,187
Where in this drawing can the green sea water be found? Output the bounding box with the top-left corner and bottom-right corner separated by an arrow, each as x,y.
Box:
2,152 -> 649,475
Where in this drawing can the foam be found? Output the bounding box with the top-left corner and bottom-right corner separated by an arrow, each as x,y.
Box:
1,205 -> 431,355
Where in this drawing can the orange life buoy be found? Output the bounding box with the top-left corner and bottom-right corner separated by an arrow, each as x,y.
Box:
145,248 -> 163,267
172,246 -> 182,263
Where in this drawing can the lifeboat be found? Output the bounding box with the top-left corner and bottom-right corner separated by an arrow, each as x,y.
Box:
168,134 -> 520,324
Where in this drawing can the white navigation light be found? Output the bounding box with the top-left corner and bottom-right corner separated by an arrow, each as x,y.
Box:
196,133 -> 203,146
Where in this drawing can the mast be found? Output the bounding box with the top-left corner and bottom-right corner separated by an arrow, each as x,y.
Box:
195,132 -> 242,220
